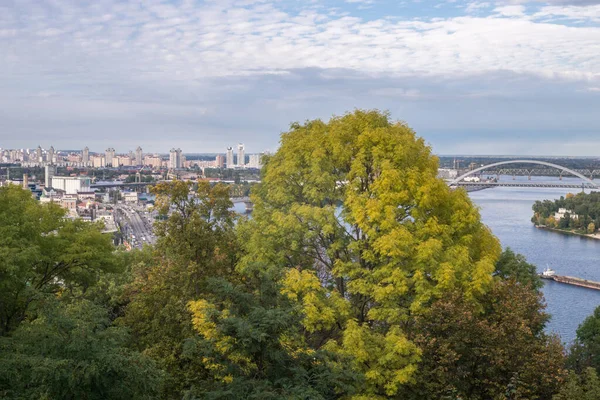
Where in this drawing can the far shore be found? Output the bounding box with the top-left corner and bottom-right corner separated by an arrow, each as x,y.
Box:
535,225 -> 600,241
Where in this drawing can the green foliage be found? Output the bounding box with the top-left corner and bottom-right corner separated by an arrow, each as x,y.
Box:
0,185 -> 117,336
125,174 -> 155,183
124,181 -> 358,398
568,306 -> 600,374
0,297 -> 163,400
494,247 -> 543,291
184,269 -> 359,399
400,279 -> 565,399
229,182 -> 255,197
532,192 -> 600,233
122,181 -> 241,396
3,113 -> 581,399
239,109 -> 502,397
0,185 -> 161,400
554,368 -> 600,400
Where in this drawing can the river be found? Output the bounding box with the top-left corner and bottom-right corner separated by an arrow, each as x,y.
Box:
469,175 -> 600,344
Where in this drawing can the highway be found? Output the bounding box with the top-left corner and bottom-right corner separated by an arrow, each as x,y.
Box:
115,203 -> 157,249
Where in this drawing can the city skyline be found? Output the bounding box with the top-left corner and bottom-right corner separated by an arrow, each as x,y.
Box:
0,144 -> 267,156
6,143 -> 600,159
0,1 -> 598,155
0,141 -> 266,170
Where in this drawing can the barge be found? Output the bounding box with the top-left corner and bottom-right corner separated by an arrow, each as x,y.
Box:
539,267 -> 600,291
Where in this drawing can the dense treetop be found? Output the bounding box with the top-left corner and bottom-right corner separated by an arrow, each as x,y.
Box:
239,110 -> 539,397
0,185 -> 162,399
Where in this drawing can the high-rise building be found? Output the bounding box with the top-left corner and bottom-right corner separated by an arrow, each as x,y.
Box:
36,146 -> 43,163
248,153 -> 263,169
237,143 -> 245,167
215,154 -> 225,168
45,164 -> 56,187
226,147 -> 234,168
105,148 -> 115,167
169,148 -> 182,169
169,148 -> 176,169
144,155 -> 163,169
116,156 -> 132,166
91,155 -> 105,168
135,146 -> 143,166
82,146 -> 89,165
47,146 -> 55,164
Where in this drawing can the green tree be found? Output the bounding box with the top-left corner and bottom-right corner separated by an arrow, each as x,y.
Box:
494,247 -> 543,291
568,306 -> 600,374
554,368 -> 600,400
532,192 -> 600,234
0,298 -> 163,399
183,268 -> 359,399
122,181 -> 240,396
588,222 -> 596,234
124,181 -> 357,398
239,110 -> 501,397
0,185 -> 116,336
400,279 -> 565,399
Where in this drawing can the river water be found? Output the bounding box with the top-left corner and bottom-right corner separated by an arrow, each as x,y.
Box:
469,175 -> 600,344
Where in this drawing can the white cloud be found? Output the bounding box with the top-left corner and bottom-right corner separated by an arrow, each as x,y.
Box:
533,4 -> 600,22
493,5 -> 528,16
465,2 -> 491,13
0,0 -> 598,85
0,0 -> 599,153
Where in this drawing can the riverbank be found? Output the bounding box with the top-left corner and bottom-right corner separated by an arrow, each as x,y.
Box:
535,225 -> 600,241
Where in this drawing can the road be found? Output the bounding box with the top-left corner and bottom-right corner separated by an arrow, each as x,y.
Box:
115,203 -> 157,249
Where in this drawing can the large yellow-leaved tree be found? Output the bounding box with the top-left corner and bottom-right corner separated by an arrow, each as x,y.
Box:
238,109 -> 501,398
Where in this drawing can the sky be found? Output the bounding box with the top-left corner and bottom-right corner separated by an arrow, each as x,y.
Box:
0,0 -> 599,155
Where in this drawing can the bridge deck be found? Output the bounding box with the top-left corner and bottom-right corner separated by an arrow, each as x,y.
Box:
453,181 -> 596,189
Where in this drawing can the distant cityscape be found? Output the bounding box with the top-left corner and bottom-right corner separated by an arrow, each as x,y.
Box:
0,143 -> 267,170
0,143 -> 265,250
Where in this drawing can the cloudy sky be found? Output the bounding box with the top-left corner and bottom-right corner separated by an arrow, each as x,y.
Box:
0,0 -> 599,155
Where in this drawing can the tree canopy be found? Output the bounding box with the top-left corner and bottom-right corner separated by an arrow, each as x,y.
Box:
532,192 -> 600,233
401,279 -> 565,399
1,110 -> 582,399
239,110 -> 503,397
0,185 -> 162,399
0,298 -> 163,400
568,305 -> 600,375
0,185 -> 117,336
494,247 -> 543,291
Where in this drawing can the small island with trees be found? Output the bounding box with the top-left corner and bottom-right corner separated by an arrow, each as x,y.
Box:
532,192 -> 600,238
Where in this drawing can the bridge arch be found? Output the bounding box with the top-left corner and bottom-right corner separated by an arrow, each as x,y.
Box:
449,160 -> 600,188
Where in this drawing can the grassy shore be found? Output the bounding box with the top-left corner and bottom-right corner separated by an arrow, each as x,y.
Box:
535,225 -> 600,240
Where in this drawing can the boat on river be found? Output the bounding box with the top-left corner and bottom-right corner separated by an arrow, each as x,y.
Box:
541,267 -> 556,278
539,267 -> 600,291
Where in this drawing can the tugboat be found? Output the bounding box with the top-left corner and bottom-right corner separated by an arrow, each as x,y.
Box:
540,266 -> 556,279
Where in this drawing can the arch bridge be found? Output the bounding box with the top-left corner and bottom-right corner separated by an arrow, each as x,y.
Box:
449,160 -> 600,189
